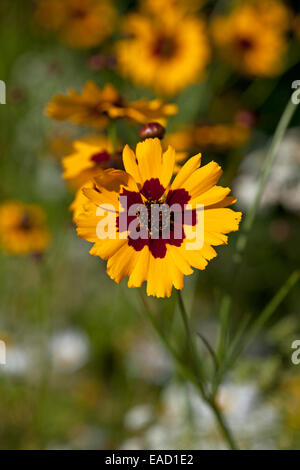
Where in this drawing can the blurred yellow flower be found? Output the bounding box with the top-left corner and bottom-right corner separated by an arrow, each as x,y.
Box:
142,0 -> 204,15
0,201 -> 50,255
249,0 -> 291,31
116,9 -> 210,95
166,119 -> 251,155
75,138 -> 241,298
46,82 -> 178,129
62,136 -> 122,190
34,0 -> 116,49
193,122 -> 250,151
211,0 -> 289,77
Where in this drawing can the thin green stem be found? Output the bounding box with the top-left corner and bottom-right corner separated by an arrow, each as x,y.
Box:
177,290 -> 204,382
208,398 -> 238,450
215,271 -> 300,392
231,271 -> 300,364
234,98 -> 298,267
138,290 -> 205,395
216,294 -> 231,362
217,98 -> 299,356
138,289 -> 239,450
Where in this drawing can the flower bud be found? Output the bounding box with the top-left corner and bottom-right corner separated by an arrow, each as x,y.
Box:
139,122 -> 165,140
235,109 -> 257,128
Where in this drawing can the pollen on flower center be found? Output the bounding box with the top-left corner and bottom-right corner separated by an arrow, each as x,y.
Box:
138,200 -> 173,239
118,178 -> 196,259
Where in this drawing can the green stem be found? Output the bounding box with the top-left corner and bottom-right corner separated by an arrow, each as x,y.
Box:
177,290 -> 205,382
234,98 -> 298,267
217,98 -> 299,347
208,398 -> 238,450
231,271 -> 300,364
138,289 -> 239,450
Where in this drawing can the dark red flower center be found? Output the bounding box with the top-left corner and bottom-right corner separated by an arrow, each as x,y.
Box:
235,36 -> 253,52
117,178 -> 197,259
152,35 -> 178,59
91,150 -> 111,165
19,213 -> 32,231
71,8 -> 88,19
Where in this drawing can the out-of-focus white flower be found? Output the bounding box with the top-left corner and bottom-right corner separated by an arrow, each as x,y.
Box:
119,438 -> 144,450
121,381 -> 279,450
49,329 -> 90,373
126,336 -> 172,384
234,129 -> 300,213
217,383 -> 258,426
35,158 -> 67,202
1,345 -> 31,377
124,404 -> 154,431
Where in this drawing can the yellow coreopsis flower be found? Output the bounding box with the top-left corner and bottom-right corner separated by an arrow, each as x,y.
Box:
75,138 -> 241,298
0,201 -> 50,255
166,118 -> 251,155
116,8 -> 210,95
211,0 -> 289,77
34,0 -> 116,49
46,82 -> 178,130
62,136 -> 122,190
142,0 -> 204,15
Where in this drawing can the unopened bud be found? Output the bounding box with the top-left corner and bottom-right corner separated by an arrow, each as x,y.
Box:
139,122 -> 165,140
235,109 -> 257,128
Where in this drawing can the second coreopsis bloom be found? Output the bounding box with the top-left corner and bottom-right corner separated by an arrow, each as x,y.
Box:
34,0 -> 116,49
142,0 -> 204,16
75,138 -> 241,297
211,0 -> 289,77
0,201 -> 50,255
116,8 -> 210,95
46,82 -> 178,130
62,136 -> 122,189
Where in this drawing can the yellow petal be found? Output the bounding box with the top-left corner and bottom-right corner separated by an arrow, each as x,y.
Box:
107,243 -> 139,284
90,238 -> 127,260
136,138 -> 162,183
160,146 -> 175,188
83,187 -> 120,210
123,144 -> 142,184
205,208 -> 242,234
167,244 -> 194,276
182,161 -> 222,199
166,253 -> 185,291
128,246 -> 150,288
191,186 -> 231,207
171,153 -> 201,190
146,255 -> 173,298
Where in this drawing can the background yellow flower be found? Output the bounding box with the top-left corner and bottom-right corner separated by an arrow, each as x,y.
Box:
62,136 -> 122,190
0,201 -> 50,255
46,82 -> 178,129
116,9 -> 210,95
211,0 -> 289,77
35,0 -> 116,49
